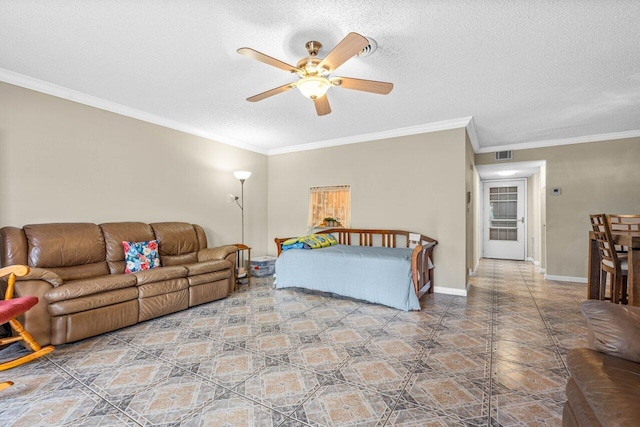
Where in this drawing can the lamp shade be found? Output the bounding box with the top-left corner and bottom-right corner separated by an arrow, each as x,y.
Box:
233,171 -> 252,181
297,76 -> 331,100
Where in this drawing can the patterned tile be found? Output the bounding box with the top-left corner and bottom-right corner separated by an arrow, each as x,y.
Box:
365,336 -> 424,362
338,355 -> 412,397
492,367 -> 567,395
0,260 -> 588,426
239,364 -> 324,413
279,317 -> 331,337
0,386 -> 106,426
289,343 -> 351,373
295,382 -> 393,426
492,340 -> 564,369
209,322 -> 260,343
180,394 -> 284,426
402,373 -> 485,416
421,349 -> 489,377
123,373 -> 220,425
493,398 -> 564,426
193,347 -> 269,387
338,313 -> 388,331
246,331 -> 302,356
317,325 -> 371,347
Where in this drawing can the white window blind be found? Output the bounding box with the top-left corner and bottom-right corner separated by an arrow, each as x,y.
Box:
308,185 -> 351,228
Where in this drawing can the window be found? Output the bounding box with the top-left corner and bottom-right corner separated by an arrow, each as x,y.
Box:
308,185 -> 351,228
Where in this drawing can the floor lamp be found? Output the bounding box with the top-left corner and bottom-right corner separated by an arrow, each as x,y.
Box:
232,170 -> 251,276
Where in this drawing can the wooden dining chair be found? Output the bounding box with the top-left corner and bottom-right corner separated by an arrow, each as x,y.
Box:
608,214 -> 640,232
0,265 -> 55,391
608,214 -> 640,253
590,214 -> 628,303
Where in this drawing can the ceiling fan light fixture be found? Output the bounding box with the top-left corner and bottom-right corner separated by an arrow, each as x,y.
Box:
296,76 -> 331,100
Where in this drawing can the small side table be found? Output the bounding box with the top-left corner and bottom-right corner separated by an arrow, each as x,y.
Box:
235,243 -> 251,289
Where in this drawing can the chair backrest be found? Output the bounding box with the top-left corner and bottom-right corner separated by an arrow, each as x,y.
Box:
590,214 -> 621,271
608,214 -> 640,232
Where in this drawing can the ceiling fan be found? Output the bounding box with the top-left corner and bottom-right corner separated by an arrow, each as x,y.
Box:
237,32 -> 393,116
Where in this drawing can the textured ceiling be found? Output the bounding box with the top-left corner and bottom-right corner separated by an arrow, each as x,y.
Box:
1,1 -> 639,154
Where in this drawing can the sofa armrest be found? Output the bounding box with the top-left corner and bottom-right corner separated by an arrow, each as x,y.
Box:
13,279 -> 55,346
198,245 -> 238,262
17,267 -> 63,287
581,300 -> 640,363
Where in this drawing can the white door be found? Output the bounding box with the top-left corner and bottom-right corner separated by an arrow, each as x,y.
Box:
483,180 -> 526,260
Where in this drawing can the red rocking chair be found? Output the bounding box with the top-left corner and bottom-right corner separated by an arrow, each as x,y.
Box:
0,265 -> 55,391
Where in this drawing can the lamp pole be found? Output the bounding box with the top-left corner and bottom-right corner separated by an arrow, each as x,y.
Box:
240,178 -> 246,245
233,171 -> 251,278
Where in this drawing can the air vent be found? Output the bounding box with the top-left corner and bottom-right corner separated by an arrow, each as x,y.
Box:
494,150 -> 513,161
357,37 -> 378,57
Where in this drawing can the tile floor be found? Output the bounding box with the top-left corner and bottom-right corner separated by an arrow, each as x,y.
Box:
0,259 -> 589,426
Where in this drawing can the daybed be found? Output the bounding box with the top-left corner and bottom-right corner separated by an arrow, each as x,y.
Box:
563,300 -> 640,427
274,228 -> 437,311
0,222 -> 237,346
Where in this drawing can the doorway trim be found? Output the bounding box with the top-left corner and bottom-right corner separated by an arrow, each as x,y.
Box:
481,178 -> 527,260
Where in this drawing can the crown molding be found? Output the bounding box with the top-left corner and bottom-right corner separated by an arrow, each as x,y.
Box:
0,68 -> 268,155
476,129 -> 640,154
268,117 -> 473,155
465,117 -> 480,152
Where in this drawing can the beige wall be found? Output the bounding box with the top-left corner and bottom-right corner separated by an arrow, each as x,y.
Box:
268,128 -> 469,292
476,138 -> 640,279
527,171 -> 543,267
0,82 -> 269,256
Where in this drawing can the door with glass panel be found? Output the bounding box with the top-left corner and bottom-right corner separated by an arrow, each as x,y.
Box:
483,180 -> 526,260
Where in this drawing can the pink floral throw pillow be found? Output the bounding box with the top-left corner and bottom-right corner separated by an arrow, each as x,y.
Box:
122,240 -> 160,274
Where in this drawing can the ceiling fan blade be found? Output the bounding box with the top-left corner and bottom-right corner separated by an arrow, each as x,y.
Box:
332,77 -> 394,94
246,82 -> 295,102
313,95 -> 331,116
318,32 -> 369,72
237,47 -> 302,73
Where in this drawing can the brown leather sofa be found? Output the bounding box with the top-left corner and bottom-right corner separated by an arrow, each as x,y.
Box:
563,300 -> 640,426
0,222 -> 237,346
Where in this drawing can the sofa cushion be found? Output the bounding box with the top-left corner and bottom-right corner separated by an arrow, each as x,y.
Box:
45,263 -> 111,282
581,300 -> 640,363
23,223 -> 109,281
567,348 -> 640,426
123,240 -> 161,273
138,278 -> 189,299
133,266 -> 187,285
187,270 -> 231,287
48,287 -> 139,316
100,222 -> 155,274
44,274 -> 137,303
24,223 -> 105,268
151,222 -> 199,266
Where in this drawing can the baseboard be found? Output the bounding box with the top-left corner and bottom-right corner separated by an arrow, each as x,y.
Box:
468,260 -> 480,277
434,286 -> 468,297
533,260 -> 541,266
526,257 -> 541,266
544,274 -> 587,284
539,268 -> 546,273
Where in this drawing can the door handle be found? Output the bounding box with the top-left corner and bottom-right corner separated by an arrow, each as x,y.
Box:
521,217 -> 524,223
